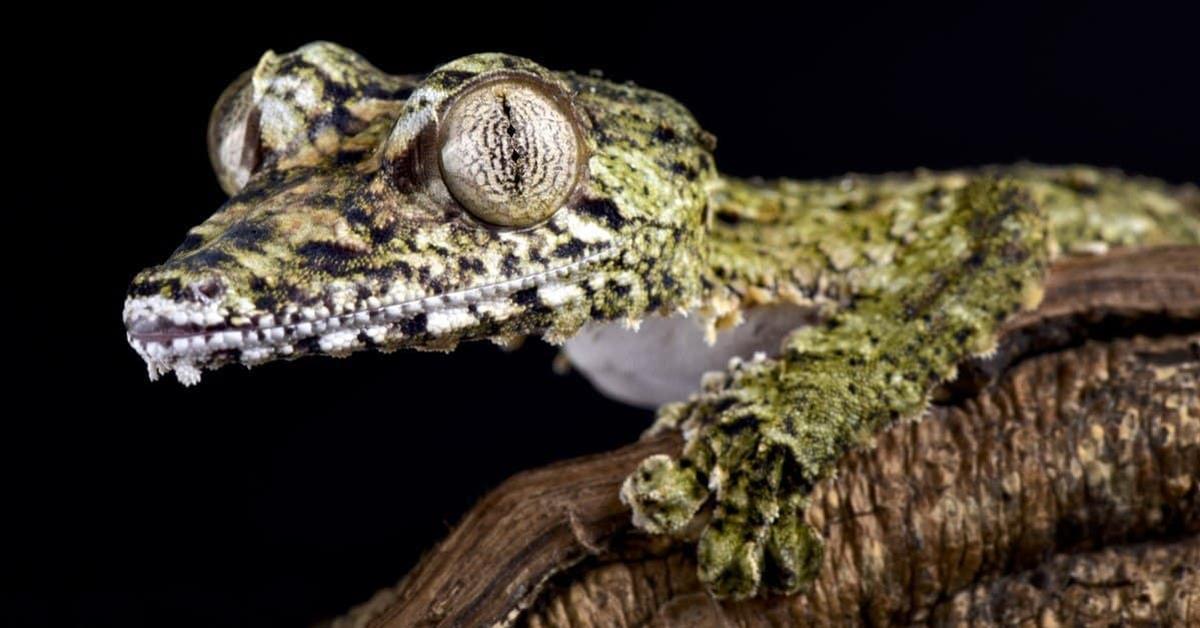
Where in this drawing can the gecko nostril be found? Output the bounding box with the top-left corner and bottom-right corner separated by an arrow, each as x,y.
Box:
188,278 -> 226,303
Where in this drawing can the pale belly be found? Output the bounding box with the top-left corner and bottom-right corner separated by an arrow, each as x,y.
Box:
562,304 -> 822,408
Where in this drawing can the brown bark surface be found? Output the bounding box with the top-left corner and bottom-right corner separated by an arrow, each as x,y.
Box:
522,335 -> 1199,627
332,246 -> 1200,628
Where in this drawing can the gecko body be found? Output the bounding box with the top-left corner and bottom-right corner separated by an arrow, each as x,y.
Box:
124,43 -> 1199,597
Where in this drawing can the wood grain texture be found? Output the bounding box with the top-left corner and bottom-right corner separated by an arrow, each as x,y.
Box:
331,246 -> 1200,628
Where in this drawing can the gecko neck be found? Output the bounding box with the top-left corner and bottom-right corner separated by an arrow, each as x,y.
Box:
562,176 -> 846,408
696,175 -> 866,330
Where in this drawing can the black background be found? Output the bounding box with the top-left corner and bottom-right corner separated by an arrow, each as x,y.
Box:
11,3 -> 1199,626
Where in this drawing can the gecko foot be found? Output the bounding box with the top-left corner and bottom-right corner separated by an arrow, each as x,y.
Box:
621,354 -> 835,598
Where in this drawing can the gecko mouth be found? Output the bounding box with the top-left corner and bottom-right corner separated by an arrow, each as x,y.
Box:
125,247 -> 616,385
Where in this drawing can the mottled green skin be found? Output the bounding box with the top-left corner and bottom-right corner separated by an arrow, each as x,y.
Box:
207,43 -> 418,195
626,166 -> 1197,597
624,180 -> 1050,596
124,42 -> 1200,598
698,167 -> 1200,333
127,42 -> 713,380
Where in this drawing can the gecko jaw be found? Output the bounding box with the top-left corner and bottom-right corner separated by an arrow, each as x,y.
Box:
125,247 -> 616,385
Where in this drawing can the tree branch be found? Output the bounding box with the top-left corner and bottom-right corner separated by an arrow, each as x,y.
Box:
331,246 -> 1200,628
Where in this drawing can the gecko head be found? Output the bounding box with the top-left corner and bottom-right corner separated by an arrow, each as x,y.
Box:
125,43 -> 716,385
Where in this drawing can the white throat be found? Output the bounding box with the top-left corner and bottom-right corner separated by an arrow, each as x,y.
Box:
562,304 -> 822,408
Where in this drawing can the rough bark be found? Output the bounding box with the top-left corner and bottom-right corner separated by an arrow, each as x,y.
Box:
522,335 -> 1199,627
332,246 -> 1200,628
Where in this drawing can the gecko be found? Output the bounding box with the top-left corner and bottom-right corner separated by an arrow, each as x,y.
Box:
123,42 -> 1200,599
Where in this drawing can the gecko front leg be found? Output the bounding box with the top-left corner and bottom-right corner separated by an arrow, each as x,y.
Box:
622,178 -> 1049,598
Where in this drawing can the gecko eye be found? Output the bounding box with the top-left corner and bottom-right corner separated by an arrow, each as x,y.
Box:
207,70 -> 263,195
437,78 -> 585,228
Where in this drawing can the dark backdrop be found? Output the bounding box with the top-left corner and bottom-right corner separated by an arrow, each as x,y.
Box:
11,3 -> 1198,626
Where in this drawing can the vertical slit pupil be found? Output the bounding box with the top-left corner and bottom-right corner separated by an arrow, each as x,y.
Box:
498,94 -> 524,192
438,79 -> 582,227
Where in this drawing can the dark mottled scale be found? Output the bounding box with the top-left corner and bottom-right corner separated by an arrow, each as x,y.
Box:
552,239 -> 585,258
220,221 -> 273,251
577,198 -> 626,230
511,288 -> 539,307
173,234 -> 205,255
457,257 -> 486,273
295,336 -> 322,354
295,242 -> 366,275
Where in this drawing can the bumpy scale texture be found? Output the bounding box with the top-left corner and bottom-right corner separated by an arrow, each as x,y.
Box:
125,42 -> 1200,597
623,179 -> 1050,597
127,43 -> 713,384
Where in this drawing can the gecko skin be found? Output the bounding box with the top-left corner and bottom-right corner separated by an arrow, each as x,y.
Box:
124,42 -> 1200,598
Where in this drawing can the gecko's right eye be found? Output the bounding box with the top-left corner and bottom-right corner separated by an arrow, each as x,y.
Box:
437,76 -> 586,229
